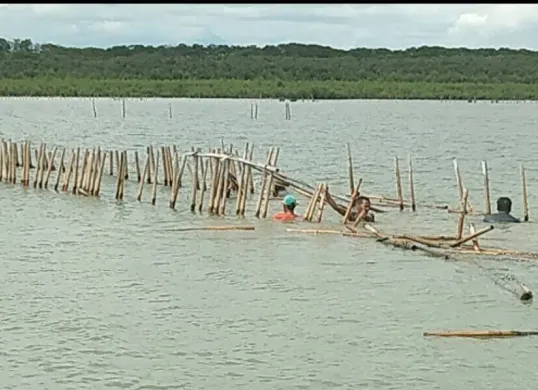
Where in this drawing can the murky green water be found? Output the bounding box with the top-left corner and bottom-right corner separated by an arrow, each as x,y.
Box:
1,98 -> 538,389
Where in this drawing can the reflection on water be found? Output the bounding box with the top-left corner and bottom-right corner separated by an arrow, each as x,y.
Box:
1,98 -> 538,389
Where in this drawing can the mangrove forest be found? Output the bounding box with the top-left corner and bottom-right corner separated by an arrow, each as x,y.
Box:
0,38 -> 538,100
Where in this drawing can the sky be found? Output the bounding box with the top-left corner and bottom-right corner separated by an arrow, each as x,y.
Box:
1,4 -> 538,50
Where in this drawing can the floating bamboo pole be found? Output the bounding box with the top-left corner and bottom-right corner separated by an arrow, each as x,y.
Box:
424,330 -> 538,338
164,225 -> 255,232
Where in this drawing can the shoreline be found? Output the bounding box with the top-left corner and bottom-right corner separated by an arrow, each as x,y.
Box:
0,78 -> 536,101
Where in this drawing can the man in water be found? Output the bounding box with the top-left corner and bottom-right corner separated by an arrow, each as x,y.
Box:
483,197 -> 520,223
353,196 -> 375,223
272,194 -> 299,222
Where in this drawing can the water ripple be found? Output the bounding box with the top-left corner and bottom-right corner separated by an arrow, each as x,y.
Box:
0,99 -> 537,389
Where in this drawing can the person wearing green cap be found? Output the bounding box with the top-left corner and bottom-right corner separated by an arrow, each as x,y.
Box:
273,194 -> 299,222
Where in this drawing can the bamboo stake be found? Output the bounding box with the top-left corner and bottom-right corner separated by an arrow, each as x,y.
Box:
456,188 -> 469,240
408,155 -> 416,211
161,146 -> 168,186
170,153 -> 184,209
468,223 -> 480,251
261,147 -> 279,218
242,145 -> 255,212
123,149 -> 129,180
77,149 -> 89,194
43,147 -> 57,189
95,149 -> 106,196
394,156 -> 404,211
114,151 -> 122,200
217,158 -> 229,215
10,142 -> 16,184
0,141 -> 4,182
521,163 -> 529,222
190,152 -> 199,212
54,148 -> 66,191
198,159 -> 209,213
72,147 -> 80,194
33,143 -> 43,188
247,145 -> 255,194
38,143 -> 48,188
236,143 -> 249,215
119,151 -> 126,200
134,151 -> 141,183
89,148 -> 100,195
254,148 -> 273,218
62,151 -> 75,192
482,160 -> 491,215
453,158 -> 463,202
305,183 -> 322,222
343,179 -> 362,224
109,148 -> 113,175
137,152 -> 149,201
208,154 -> 221,214
316,183 -> 328,223
115,150 -> 120,179
151,150 -> 159,205
346,143 -> 354,196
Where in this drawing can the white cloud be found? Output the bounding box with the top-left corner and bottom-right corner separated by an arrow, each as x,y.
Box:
0,4 -> 537,49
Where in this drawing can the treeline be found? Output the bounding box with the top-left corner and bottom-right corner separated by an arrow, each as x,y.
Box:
1,38 -> 538,99
1,78 -> 535,101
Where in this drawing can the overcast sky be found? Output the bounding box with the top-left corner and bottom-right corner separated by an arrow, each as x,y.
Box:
1,4 -> 538,49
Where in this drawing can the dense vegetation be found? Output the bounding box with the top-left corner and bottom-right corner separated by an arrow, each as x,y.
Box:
1,38 -> 538,100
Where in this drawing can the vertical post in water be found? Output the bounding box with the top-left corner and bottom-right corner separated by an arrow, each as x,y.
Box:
521,163 -> 529,222
394,156 -> 404,211
481,160 -> 491,215
346,143 -> 354,197
91,99 -> 97,118
122,98 -> 126,118
408,155 -> 416,212
453,158 -> 463,203
284,102 -> 291,120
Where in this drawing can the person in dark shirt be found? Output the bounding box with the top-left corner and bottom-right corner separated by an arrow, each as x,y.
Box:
483,197 -> 520,223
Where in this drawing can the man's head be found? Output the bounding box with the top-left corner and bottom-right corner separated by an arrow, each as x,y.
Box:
283,194 -> 297,212
497,197 -> 512,213
356,196 -> 371,213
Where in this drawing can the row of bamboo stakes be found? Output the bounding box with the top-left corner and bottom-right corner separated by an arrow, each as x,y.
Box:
0,138 -> 532,224
91,99 -> 175,119
0,139 -> 326,221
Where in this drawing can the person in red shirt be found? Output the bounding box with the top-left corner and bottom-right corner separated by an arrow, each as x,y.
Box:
272,194 -> 299,222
